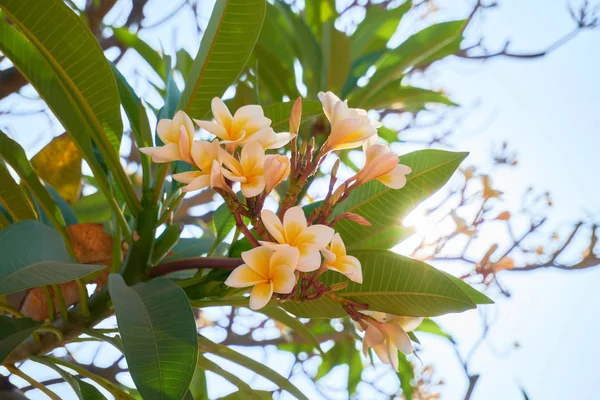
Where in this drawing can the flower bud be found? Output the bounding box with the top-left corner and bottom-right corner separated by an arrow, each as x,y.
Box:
289,97 -> 302,134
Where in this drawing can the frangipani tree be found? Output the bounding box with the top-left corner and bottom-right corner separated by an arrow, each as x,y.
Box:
0,0 -> 494,399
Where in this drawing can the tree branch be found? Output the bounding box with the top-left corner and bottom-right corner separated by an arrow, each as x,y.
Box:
150,257 -> 243,277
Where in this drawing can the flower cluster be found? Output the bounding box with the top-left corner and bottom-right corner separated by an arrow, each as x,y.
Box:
142,92 -> 413,369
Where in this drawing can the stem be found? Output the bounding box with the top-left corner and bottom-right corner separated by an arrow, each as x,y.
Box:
0,303 -> 24,318
152,163 -> 169,205
41,356 -> 133,399
233,211 -> 259,247
150,257 -> 243,277
37,326 -> 63,341
42,286 -> 55,322
110,219 -> 123,274
5,364 -> 61,400
76,280 -> 90,319
51,284 -> 68,322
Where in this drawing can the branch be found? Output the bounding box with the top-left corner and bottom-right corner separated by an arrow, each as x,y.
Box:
150,257 -> 243,277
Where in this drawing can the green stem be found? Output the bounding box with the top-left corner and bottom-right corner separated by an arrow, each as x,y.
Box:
42,286 -> 55,322
37,325 -> 63,341
111,218 -> 123,274
41,356 -> 133,399
82,328 -> 123,352
152,163 -> 169,205
0,303 -> 24,318
51,284 -> 68,322
5,364 -> 61,400
76,279 -> 90,319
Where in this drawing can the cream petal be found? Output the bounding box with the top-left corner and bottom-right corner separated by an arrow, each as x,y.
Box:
211,97 -> 233,130
241,175 -> 265,198
240,140 -> 265,174
178,126 -> 193,164
224,264 -> 267,288
318,91 -> 342,122
249,281 -> 273,310
221,150 -> 243,176
296,244 -> 322,272
156,119 -> 177,144
383,323 -> 414,355
328,233 -> 346,257
377,165 -> 409,189
139,144 -> 181,163
373,343 -> 393,366
364,323 -> 385,347
270,264 -> 297,294
172,171 -> 203,184
294,224 -> 335,249
363,133 -> 380,152
241,246 -> 273,278
332,255 -> 362,284
394,316 -> 424,333
264,155 -> 290,194
180,175 -> 211,192
210,160 -> 231,193
320,248 -> 336,263
260,210 -> 285,244
221,168 -> 246,183
258,241 -> 289,251
270,246 -> 300,271
173,111 -> 195,140
283,206 -> 308,243
250,127 -> 275,146
194,120 -> 230,141
386,340 -> 400,371
260,131 -> 295,150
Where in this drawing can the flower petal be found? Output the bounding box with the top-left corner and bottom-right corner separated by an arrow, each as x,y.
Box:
224,264 -> 267,288
261,210 -> 285,244
392,316 -> 424,333
156,118 -> 177,144
241,175 -> 265,198
241,246 -> 273,278
296,244 -> 322,272
329,233 -> 346,257
194,120 -> 231,141
211,97 -> 233,130
283,206 -> 308,244
240,140 -> 265,175
377,164 -> 410,189
383,323 -> 414,355
172,171 -> 203,184
329,255 -> 362,283
180,175 -> 211,192
139,144 -> 180,163
249,281 -> 273,310
270,264 -> 297,294
294,224 -> 335,249
270,246 -> 300,271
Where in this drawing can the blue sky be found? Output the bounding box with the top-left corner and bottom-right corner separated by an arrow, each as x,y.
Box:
2,0 -> 599,399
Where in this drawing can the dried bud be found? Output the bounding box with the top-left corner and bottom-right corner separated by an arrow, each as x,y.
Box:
331,159 -> 340,178
264,155 -> 291,194
339,212 -> 371,226
495,211 -> 511,220
289,97 -> 302,134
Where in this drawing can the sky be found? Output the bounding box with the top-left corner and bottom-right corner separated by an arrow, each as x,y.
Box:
2,0 -> 600,399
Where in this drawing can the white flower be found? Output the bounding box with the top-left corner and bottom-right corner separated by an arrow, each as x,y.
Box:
321,233 -> 362,283
140,110 -> 195,163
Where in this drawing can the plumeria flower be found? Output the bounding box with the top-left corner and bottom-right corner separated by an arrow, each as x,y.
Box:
224,246 -> 299,310
172,140 -> 224,192
318,91 -> 379,153
209,160 -> 233,194
321,233 -> 362,283
358,312 -> 423,371
264,155 -> 290,194
353,142 -> 412,189
194,97 -> 273,149
260,206 -> 334,272
140,110 -> 195,163
220,140 -> 266,197
256,129 -> 295,150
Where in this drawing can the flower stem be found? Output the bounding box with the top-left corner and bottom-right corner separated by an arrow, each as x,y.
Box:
76,279 -> 90,319
5,364 -> 61,400
51,284 -> 68,322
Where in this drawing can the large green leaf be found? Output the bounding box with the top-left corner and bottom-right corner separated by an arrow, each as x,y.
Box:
179,0 -> 266,118
360,84 -> 458,112
350,2 -> 411,60
262,100 -> 323,131
109,275 -> 198,400
0,0 -> 140,213
0,221 -> 105,295
0,162 -> 37,222
323,26 -> 350,92
283,250 -> 480,318
199,336 -> 309,400
334,149 -> 467,250
0,316 -> 41,363
72,192 -> 112,224
350,20 -> 467,106
0,129 -> 67,236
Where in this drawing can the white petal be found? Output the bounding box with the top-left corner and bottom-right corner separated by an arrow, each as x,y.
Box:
211,97 -> 233,128
172,171 -> 202,184
260,210 -> 285,244
377,164 -> 410,189
241,175 -> 265,198
224,264 -> 267,288
270,246 -> 300,271
296,244 -> 322,272
270,264 -> 297,294
194,120 -> 230,141
294,224 -> 335,249
249,281 -> 273,310
156,118 -> 177,144
241,246 -> 273,278
180,175 -> 211,192
139,144 -> 180,163
283,206 -> 308,243
384,323 -> 414,354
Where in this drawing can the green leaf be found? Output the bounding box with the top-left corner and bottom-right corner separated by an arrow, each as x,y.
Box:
72,192 -> 112,224
179,0 -> 266,119
416,318 -> 455,343
0,129 -> 67,236
162,237 -> 215,263
189,359 -> 209,400
441,272 -> 494,304
151,224 -> 182,265
0,161 -> 37,222
176,49 -> 194,77
350,20 -> 467,106
109,275 -> 198,400
212,201 -> 237,250
113,28 -> 165,79
0,221 -> 105,295
350,2 -> 411,60
196,355 -> 265,400
360,84 -> 458,111
32,184 -> 79,227
262,100 -> 323,131
260,306 -> 324,355
323,26 -> 350,92
32,356 -> 107,400
0,15 -> 140,218
397,352 -> 415,400
283,250 -> 477,318
198,335 -> 309,400
217,391 -> 272,400
0,316 -> 41,363
334,149 -> 468,250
